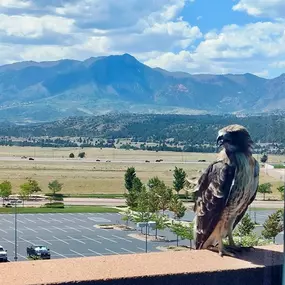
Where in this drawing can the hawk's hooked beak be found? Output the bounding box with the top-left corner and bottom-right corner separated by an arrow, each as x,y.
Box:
216,135 -> 224,147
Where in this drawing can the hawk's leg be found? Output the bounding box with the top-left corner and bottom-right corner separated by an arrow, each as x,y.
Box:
207,238 -> 236,257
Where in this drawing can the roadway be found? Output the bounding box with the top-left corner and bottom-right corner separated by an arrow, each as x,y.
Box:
0,156 -> 210,164
18,198 -> 284,209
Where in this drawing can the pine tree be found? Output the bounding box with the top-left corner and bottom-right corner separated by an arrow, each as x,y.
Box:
173,167 -> 186,194
236,213 -> 255,236
124,167 -> 136,192
262,210 -> 283,243
169,195 -> 186,220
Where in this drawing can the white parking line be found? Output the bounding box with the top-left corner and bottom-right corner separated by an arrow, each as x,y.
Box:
8,227 -> 24,234
38,226 -> 52,233
97,235 -> 117,243
36,237 -> 52,245
3,218 -> 12,224
24,226 -> 38,233
137,247 -> 145,251
53,236 -> 69,245
24,218 -> 36,224
19,237 -> 31,244
13,251 -> 27,260
79,225 -> 94,232
37,218 -> 50,224
74,218 -> 86,223
82,235 -> 102,244
112,235 -> 132,243
70,249 -> 85,257
50,219 -> 63,223
17,219 -> 25,224
67,236 -> 85,244
2,237 -> 13,244
105,248 -> 118,255
0,228 -> 8,234
121,248 -> 135,254
88,249 -> 103,256
66,226 -> 81,232
53,226 -> 67,233
62,218 -> 76,223
51,250 -> 67,258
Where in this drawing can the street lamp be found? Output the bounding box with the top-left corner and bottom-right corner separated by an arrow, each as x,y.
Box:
14,201 -> 18,261
137,221 -> 156,253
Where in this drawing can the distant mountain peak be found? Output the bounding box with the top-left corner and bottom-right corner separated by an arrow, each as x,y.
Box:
0,54 -> 284,122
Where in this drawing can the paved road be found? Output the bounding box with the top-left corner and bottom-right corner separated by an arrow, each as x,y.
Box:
20,198 -> 284,208
0,156 -> 209,165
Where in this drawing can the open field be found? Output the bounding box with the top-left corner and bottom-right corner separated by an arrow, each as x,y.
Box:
0,146 -> 283,197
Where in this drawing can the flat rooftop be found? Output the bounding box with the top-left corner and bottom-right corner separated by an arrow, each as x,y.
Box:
0,245 -> 283,285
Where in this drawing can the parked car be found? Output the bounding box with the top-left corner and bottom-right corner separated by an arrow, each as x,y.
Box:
29,157 -> 35,161
145,160 -> 150,163
198,159 -> 206,162
0,246 -> 8,262
27,245 -> 51,260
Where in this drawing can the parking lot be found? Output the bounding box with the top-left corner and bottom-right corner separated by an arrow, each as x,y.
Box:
0,213 -> 160,262
0,209 -> 282,262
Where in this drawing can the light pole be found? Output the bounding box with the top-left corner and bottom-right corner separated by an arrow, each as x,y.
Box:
137,221 -> 156,253
14,201 -> 18,262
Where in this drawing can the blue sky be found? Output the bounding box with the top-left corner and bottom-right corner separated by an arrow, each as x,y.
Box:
0,0 -> 285,78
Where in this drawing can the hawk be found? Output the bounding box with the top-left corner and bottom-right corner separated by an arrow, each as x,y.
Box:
193,124 -> 259,257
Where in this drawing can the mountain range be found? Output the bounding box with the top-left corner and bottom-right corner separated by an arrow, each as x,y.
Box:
0,53 -> 284,123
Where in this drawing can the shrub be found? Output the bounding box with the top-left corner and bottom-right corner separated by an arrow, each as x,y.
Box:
44,202 -> 64,208
45,193 -> 64,201
69,153 -> 75,158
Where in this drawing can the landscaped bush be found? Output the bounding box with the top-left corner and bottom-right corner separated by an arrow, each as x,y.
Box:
44,202 -> 64,208
45,193 -> 64,201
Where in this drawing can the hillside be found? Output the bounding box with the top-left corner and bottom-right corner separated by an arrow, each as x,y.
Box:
0,54 -> 284,122
1,114 -> 285,146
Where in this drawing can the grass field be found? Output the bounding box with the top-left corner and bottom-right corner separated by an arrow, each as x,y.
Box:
0,206 -> 120,214
0,146 -> 283,198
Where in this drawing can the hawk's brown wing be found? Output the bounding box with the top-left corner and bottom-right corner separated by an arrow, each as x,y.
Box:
232,158 -> 259,230
194,161 -> 235,250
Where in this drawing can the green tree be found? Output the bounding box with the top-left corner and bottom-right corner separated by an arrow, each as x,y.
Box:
169,195 -> 187,220
0,181 -> 12,206
124,176 -> 143,209
48,180 -> 63,201
236,213 -> 255,237
169,222 -> 185,246
173,167 -> 186,194
19,184 -> 30,207
69,153 -> 75,158
121,209 -> 132,228
78,152 -> 86,158
262,210 -> 283,243
20,179 -> 42,199
179,223 -> 194,249
124,167 -> 136,192
277,185 -> 285,200
148,176 -> 165,190
151,214 -> 169,239
257,183 -> 272,200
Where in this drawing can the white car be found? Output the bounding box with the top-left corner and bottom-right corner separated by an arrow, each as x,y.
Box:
0,246 -> 8,262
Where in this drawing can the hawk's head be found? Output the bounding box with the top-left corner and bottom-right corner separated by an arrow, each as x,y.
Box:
216,124 -> 253,154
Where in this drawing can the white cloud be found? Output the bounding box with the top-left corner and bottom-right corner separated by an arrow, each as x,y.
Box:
233,0 -> 285,18
0,14 -> 74,38
270,61 -> 285,68
144,20 -> 285,77
0,0 -> 30,8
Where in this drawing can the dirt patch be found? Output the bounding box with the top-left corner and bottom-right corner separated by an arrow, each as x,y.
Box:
157,245 -> 193,252
128,233 -> 166,242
